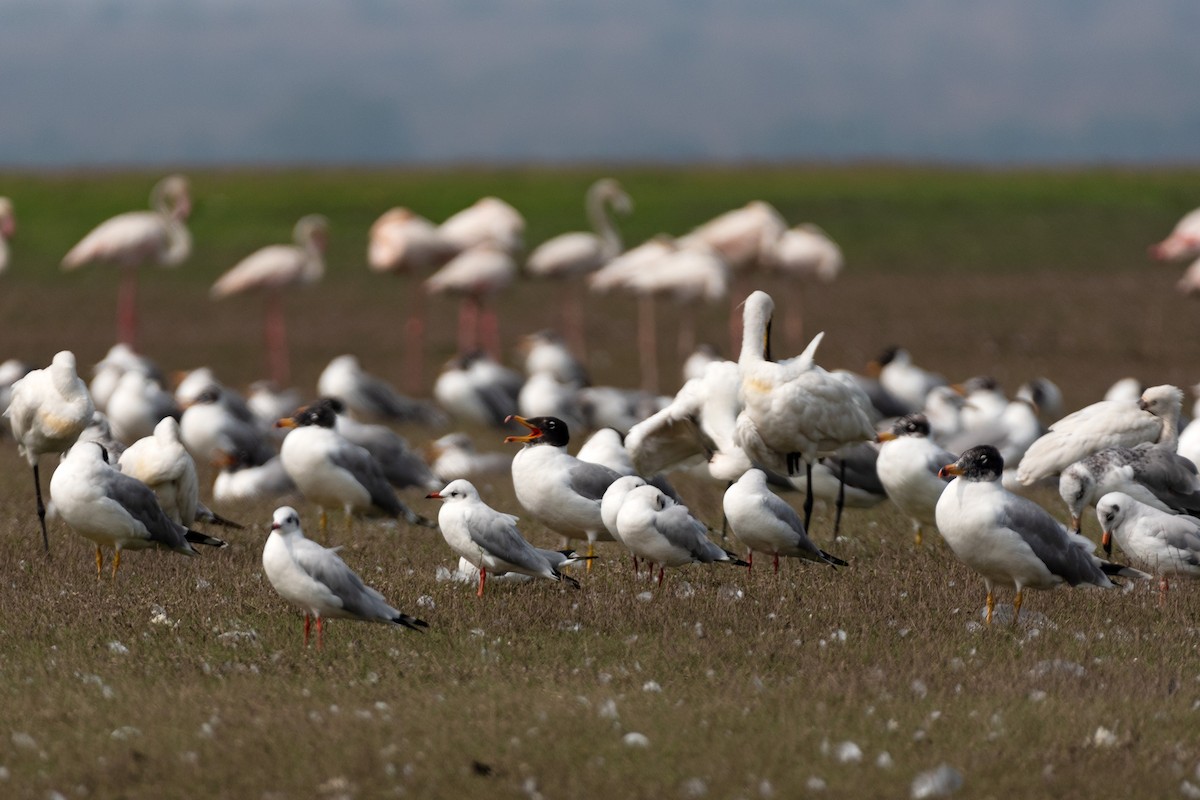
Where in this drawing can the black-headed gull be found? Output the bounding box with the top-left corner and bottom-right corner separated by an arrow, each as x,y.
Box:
723,469 -> 846,573
50,442 -> 226,578
316,354 -> 445,426
427,479 -> 583,596
865,346 -> 946,414
1096,491 -> 1200,601
262,506 -> 427,648
277,402 -> 437,532
505,415 -> 621,563
1015,384 -> 1183,487
875,413 -> 955,546
614,483 -> 748,586
936,445 -> 1142,625
310,397 -> 439,491
5,350 -> 95,552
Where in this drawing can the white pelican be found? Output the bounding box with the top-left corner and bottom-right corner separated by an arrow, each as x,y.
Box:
210,214 -> 328,387
61,175 -> 191,348
936,445 -> 1140,626
50,442 -> 226,579
5,351 -> 94,551
427,479 -> 582,596
263,506 -> 427,648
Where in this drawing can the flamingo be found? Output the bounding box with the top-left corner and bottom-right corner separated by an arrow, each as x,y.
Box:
589,236 -> 728,392
0,196 -> 15,274
679,201 -> 786,355
438,196 -> 525,256
61,175 -> 192,348
765,223 -> 844,349
424,244 -> 516,360
210,214 -> 328,387
367,207 -> 458,391
526,178 -> 632,357
1149,207 -> 1200,262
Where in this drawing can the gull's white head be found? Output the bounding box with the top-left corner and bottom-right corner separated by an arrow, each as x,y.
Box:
427,479 -> 479,503
271,506 -> 303,535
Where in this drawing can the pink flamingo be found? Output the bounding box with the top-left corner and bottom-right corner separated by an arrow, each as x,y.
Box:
425,244 -> 517,360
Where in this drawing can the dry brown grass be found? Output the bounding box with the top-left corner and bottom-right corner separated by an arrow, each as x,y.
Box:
1,167 -> 1199,798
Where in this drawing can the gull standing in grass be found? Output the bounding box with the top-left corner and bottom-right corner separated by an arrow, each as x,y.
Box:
50,442 -> 226,578
277,402 -> 437,532
317,354 -> 445,426
875,413 -> 956,546
262,506 -> 428,648
615,483 -> 748,586
1015,384 -> 1183,487
1058,443 -> 1200,534
735,290 -> 875,530
723,469 -> 846,573
936,445 -> 1141,626
1096,492 -> 1200,602
505,415 -> 621,566
5,350 -> 95,552
426,479 -> 582,597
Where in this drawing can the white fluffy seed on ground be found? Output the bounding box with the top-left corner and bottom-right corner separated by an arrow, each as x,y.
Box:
1092,726 -> 1119,748
834,741 -> 863,764
911,764 -> 963,798
622,732 -> 650,748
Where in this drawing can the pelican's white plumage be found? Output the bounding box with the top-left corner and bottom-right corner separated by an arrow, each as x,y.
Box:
1015,384 -> 1184,487
262,506 -> 427,647
6,350 -> 95,551
723,469 -> 846,571
427,479 -> 580,595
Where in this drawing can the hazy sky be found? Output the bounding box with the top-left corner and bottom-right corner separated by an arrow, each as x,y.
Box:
3,0 -> 1198,167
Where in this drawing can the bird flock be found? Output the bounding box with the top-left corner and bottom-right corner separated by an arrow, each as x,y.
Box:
2,178 -> 1199,647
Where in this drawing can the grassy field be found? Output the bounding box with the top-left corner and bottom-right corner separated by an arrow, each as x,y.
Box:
1,165 -> 1200,798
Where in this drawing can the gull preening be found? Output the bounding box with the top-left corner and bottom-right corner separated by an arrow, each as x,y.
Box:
50,442 -> 227,578
262,506 -> 428,648
936,445 -> 1141,626
5,350 -> 95,551
1058,443 -> 1200,534
61,175 -> 192,348
427,479 -> 582,596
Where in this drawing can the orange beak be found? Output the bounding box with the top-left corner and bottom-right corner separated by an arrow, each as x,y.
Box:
275,417 -> 298,429
425,491 -> 443,500
1101,529 -> 1113,556
876,431 -> 897,443
938,463 -> 962,479
504,415 -> 542,444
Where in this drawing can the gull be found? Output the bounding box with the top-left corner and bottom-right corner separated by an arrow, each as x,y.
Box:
723,469 -> 847,573
1058,443 -> 1200,534
788,441 -> 887,536
1096,492 -> 1200,601
89,343 -> 162,415
505,415 -> 622,563
936,445 -> 1140,626
866,346 -> 946,414
50,442 -> 226,578
61,175 -> 191,348
1015,384 -> 1184,487
119,417 -> 242,529
614,483 -> 747,586
5,350 -> 95,551
180,385 -> 276,467
875,413 -> 955,545
106,370 -> 179,445
174,366 -> 258,427
310,397 -> 439,491
433,351 -> 523,428
426,479 -> 582,596
735,290 -> 875,529
317,354 -> 444,426
213,451 -> 296,505
263,506 -> 428,648
429,432 -> 512,484
210,214 -> 328,386
277,402 -> 437,531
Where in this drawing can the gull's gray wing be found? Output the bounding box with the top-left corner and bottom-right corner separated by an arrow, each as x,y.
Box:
465,505 -> 548,574
290,537 -> 394,620
105,470 -> 192,553
655,502 -> 725,563
998,493 -> 1108,586
1130,445 -> 1200,514
327,442 -> 403,516
1147,514 -> 1200,565
567,458 -> 622,501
